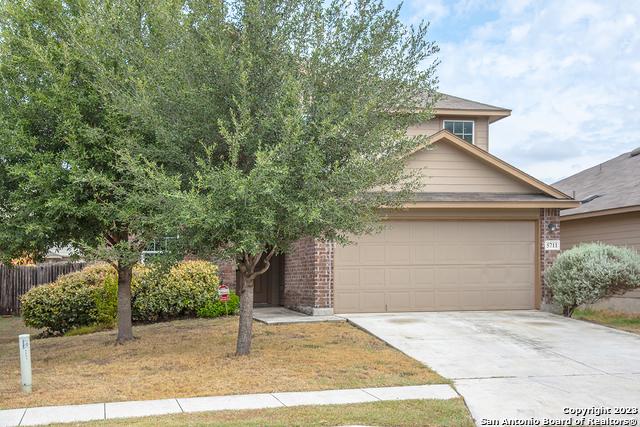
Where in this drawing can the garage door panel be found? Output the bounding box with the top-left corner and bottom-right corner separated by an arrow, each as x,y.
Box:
414,291 -> 435,309
506,243 -> 535,263
386,222 -> 413,241
413,268 -> 435,286
336,245 -> 360,265
459,290 -> 488,309
386,245 -> 412,264
387,292 -> 412,311
360,245 -> 386,265
414,245 -> 435,263
360,268 -> 386,289
335,292 -> 359,312
360,292 -> 386,311
335,268 -> 360,289
412,222 -> 436,242
387,268 -> 411,287
334,220 -> 536,313
435,291 -> 461,308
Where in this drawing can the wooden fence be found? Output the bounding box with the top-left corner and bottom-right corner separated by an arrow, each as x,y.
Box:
0,262 -> 86,315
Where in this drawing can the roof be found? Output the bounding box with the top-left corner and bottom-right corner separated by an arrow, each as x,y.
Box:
435,93 -> 509,112
553,148 -> 640,218
404,130 -> 577,205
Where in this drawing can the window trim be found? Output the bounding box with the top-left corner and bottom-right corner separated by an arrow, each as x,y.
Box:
442,119 -> 475,145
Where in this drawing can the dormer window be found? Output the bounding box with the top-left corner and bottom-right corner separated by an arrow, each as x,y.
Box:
443,120 -> 474,144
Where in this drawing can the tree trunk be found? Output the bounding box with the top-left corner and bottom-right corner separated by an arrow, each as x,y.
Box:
563,304 -> 577,317
116,262 -> 135,344
236,274 -> 254,356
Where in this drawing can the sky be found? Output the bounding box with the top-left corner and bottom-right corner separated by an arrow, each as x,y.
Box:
387,0 -> 640,183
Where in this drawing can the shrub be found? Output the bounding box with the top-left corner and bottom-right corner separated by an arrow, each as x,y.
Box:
132,260 -> 220,322
21,264 -> 117,335
197,292 -> 240,318
546,243 -> 640,316
21,260 -> 227,335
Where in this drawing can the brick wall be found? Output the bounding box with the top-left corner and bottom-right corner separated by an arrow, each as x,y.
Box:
539,208 -> 561,310
283,238 -> 334,315
216,259 -> 237,291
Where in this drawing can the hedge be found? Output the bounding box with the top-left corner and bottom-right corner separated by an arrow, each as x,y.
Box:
21,260 -> 234,335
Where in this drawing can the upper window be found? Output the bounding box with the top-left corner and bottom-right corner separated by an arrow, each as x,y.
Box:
443,120 -> 474,144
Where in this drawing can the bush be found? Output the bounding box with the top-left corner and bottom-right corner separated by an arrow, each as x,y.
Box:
197,292 -> 240,318
21,260 -> 227,335
21,264 -> 118,335
132,260 -> 220,322
546,243 -> 640,316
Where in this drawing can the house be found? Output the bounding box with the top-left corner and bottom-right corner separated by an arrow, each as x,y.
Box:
553,148 -> 640,312
219,94 -> 579,314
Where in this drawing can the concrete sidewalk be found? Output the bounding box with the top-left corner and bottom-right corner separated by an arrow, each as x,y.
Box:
0,384 -> 457,426
253,306 -> 344,324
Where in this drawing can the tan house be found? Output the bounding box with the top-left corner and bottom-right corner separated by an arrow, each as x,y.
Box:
553,148 -> 640,312
220,94 -> 579,314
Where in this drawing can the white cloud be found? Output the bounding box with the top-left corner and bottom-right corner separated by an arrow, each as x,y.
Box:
407,0 -> 449,24
429,0 -> 640,182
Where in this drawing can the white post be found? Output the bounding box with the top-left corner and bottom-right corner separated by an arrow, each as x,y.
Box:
19,334 -> 32,393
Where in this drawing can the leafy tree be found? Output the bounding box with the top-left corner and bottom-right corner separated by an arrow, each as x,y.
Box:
0,0 -> 184,343
145,0 -> 440,355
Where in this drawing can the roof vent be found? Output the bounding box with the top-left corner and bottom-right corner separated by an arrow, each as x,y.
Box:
630,147 -> 640,157
581,194 -> 601,203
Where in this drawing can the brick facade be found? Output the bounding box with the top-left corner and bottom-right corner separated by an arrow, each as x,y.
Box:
283,238 -> 334,315
216,259 -> 237,291
539,208 -> 561,311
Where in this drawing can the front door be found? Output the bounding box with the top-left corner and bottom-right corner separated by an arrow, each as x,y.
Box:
238,254 -> 283,306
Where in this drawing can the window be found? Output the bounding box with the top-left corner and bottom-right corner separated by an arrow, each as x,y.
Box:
443,120 -> 474,144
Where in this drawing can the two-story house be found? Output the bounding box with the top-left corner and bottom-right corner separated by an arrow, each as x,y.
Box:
219,94 -> 579,314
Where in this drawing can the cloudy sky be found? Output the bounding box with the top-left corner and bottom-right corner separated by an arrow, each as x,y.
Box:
388,0 -> 639,183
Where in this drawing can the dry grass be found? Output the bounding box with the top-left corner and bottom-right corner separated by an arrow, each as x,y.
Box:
573,308 -> 640,334
0,316 -> 444,409
52,399 -> 474,427
0,315 -> 41,345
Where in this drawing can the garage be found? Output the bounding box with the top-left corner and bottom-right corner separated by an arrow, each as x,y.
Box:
334,219 -> 537,313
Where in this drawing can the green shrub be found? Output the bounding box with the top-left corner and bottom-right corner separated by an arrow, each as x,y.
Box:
132,260 -> 220,322
21,260 -> 224,335
21,264 -> 117,335
197,292 -> 240,318
546,243 -> 640,316
95,273 -> 118,327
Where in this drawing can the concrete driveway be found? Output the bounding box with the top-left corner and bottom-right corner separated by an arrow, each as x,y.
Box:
344,311 -> 640,426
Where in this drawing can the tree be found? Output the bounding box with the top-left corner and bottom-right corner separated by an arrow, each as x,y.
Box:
152,0 -> 439,355
0,0 -> 184,343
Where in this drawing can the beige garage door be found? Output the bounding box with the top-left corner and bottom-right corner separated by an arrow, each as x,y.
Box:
334,220 -> 536,313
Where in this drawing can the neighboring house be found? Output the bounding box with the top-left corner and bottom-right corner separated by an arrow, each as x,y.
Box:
44,245 -> 75,263
553,148 -> 640,312
221,94 -> 579,314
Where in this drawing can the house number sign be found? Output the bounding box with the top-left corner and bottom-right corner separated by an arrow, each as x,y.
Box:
544,240 -> 560,251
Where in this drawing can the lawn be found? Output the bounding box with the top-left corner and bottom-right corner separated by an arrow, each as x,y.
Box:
0,315 -> 41,345
0,316 -> 445,409
573,308 -> 640,334
51,399 -> 474,427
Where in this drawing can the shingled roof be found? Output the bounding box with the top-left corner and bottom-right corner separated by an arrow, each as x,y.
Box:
435,93 -> 510,112
553,147 -> 640,217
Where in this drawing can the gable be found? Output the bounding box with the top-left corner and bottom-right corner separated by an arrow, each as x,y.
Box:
405,138 -> 542,194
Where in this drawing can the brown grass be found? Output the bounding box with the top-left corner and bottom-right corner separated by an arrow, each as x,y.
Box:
52,399 -> 473,427
0,315 -> 41,345
573,308 -> 640,334
0,316 -> 445,409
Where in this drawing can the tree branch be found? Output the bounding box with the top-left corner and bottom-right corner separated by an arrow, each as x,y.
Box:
248,246 -> 277,280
